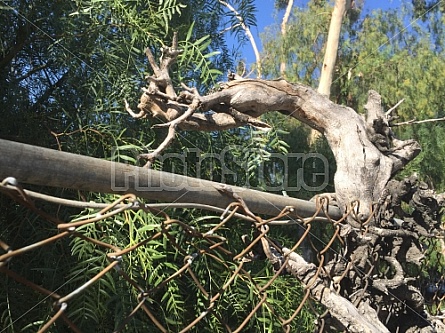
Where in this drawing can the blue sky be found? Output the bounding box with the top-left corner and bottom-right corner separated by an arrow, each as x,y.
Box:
235,0 -> 404,64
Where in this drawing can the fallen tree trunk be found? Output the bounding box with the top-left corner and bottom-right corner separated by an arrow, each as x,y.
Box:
127,38 -> 421,224
0,139 -> 341,220
119,39 -> 436,332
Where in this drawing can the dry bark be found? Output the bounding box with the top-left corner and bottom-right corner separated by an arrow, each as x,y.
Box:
126,38 -> 421,222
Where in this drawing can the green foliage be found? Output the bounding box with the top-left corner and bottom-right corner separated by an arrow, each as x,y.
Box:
261,1 -> 445,191
338,6 -> 445,189
226,0 -> 258,39
177,22 -> 223,85
67,203 -> 186,331
39,199 -> 315,332
0,0 -> 255,331
0,0 -> 230,151
412,0 -> 445,19
262,0 -> 331,84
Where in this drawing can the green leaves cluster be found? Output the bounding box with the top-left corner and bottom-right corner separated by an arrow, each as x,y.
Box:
178,22 -> 224,85
0,0 -> 318,331
0,0 -> 231,153
0,0 -> 244,331
49,198 -> 315,332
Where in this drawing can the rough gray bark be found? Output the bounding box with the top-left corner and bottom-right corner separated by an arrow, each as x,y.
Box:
200,82 -> 420,222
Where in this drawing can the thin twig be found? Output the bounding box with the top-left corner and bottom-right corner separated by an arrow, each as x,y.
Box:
124,99 -> 146,118
385,98 -> 404,116
393,116 -> 445,126
139,96 -> 200,166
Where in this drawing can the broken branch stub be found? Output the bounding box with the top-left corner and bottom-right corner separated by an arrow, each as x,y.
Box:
126,41 -> 421,221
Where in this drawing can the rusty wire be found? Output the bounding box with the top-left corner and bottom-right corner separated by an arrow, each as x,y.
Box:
0,178 -> 436,332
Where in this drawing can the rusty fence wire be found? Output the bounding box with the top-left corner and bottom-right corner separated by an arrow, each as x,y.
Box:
0,177 -> 443,332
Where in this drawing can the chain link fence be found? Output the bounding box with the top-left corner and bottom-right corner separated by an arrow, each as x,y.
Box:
1,177 -> 444,332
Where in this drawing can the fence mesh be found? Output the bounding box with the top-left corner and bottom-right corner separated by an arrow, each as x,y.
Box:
0,177 -> 444,332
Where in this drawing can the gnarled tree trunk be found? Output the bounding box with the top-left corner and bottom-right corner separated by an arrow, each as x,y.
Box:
122,39 -> 445,332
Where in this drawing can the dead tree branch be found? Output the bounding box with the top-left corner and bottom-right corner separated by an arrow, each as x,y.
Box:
127,42 -> 421,221
121,40 -> 445,332
393,116 -> 445,126
283,248 -> 390,333
385,98 -> 404,116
